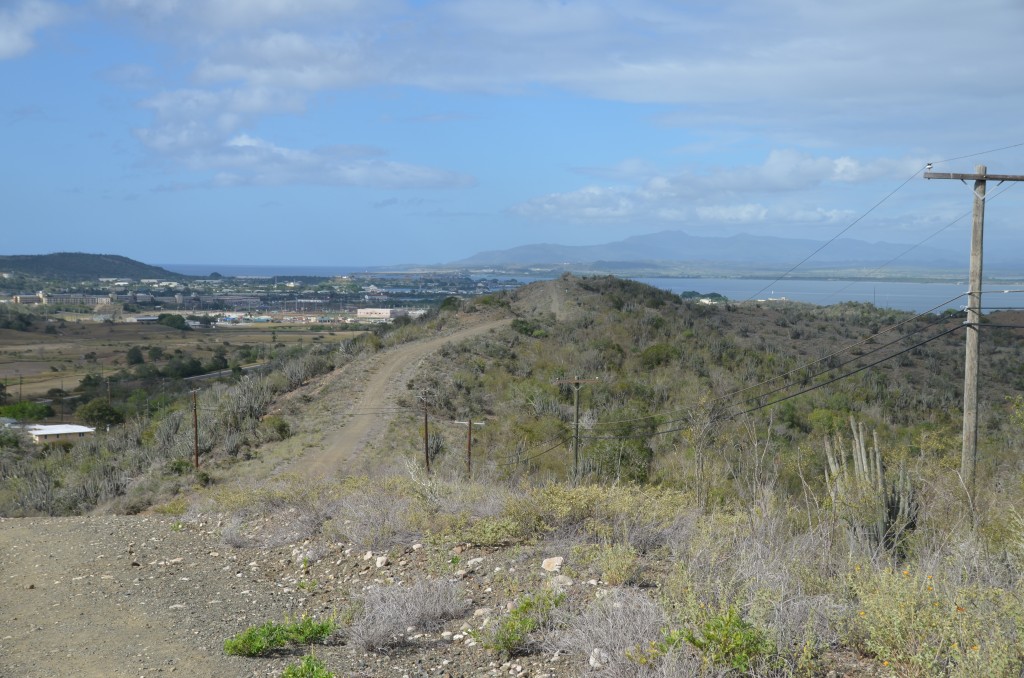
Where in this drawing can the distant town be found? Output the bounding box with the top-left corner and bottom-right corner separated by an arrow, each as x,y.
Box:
0,271 -> 527,326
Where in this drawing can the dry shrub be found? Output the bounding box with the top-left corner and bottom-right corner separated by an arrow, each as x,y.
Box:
349,579 -> 468,651
550,587 -> 708,677
211,475 -> 341,548
323,475 -> 427,550
505,484 -> 691,550
663,508 -> 842,668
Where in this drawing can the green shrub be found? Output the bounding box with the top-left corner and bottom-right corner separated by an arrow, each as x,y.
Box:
684,605 -> 775,672
260,414 -> 291,440
281,653 -> 335,678
475,589 -> 564,657
846,565 -> 1024,676
223,615 -> 336,657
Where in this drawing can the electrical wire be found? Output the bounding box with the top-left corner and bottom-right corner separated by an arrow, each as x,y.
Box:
587,293 -> 966,429
744,165 -> 927,303
933,142 -> 1024,165
730,313 -> 963,410
727,324 -> 964,419
495,438 -> 567,467
579,323 -> 965,441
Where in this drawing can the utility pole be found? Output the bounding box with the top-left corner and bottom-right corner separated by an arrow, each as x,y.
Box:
418,390 -> 433,474
453,419 -> 485,479
925,165 -> 1024,497
192,390 -> 200,470
553,376 -> 599,480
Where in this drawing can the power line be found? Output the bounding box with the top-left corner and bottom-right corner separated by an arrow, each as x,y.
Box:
818,182 -> 1020,306
727,324 -> 964,419
730,313 -> 963,411
588,294 -> 966,430
580,323 -> 965,442
745,165 -> 926,303
934,142 -> 1024,165
496,438 -> 567,467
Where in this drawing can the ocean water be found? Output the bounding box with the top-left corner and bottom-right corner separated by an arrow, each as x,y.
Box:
161,263 -> 1024,314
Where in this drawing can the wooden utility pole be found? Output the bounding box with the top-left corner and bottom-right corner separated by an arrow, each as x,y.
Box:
192,390 -> 200,469
925,165 -> 1024,496
554,376 -> 599,480
454,419 -> 485,479
418,390 -> 433,474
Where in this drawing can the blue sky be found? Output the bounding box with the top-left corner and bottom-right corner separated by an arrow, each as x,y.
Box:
3,0 -> 1024,268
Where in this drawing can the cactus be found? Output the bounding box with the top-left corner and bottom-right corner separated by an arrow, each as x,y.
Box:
824,417 -> 918,557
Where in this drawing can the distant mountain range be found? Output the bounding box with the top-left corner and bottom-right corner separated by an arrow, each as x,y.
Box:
0,253 -> 187,281
450,230 -> 967,276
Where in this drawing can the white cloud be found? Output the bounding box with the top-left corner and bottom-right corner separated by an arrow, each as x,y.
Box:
196,32 -> 378,90
99,0 -> 382,30
152,132 -> 473,190
513,149 -> 910,227
696,204 -> 768,223
0,0 -> 63,59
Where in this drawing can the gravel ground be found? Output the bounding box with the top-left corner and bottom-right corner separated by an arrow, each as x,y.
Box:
0,514 -> 577,678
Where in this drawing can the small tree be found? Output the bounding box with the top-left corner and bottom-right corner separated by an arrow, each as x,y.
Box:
0,401 -> 54,422
126,346 -> 144,365
75,399 -> 125,428
157,313 -> 189,331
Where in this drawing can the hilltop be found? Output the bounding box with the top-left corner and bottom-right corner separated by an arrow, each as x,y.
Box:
0,253 -> 188,281
2,277 -> 1024,677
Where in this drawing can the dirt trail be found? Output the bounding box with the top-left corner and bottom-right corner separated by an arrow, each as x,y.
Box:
0,317 -> 510,678
296,317 -> 508,478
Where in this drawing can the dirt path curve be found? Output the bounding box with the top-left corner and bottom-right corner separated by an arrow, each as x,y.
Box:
296,317 -> 508,478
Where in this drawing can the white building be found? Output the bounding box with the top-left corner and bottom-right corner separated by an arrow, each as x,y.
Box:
25,424 -> 95,444
357,308 -> 409,320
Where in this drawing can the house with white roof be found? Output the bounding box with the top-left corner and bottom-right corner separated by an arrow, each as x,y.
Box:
25,424 -> 95,444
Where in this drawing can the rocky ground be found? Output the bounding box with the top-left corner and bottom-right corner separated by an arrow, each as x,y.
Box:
0,513 -> 584,677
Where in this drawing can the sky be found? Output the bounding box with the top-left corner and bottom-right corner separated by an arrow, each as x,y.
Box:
2,0 -> 1024,269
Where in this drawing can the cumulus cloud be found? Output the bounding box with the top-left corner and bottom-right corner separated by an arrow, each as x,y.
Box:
0,0 -> 63,59
99,0 -> 1019,200
150,132 -> 473,190
513,150 -> 908,227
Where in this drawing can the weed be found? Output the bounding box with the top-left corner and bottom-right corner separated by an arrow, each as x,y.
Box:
281,653 -> 335,678
474,589 -> 565,658
223,615 -> 336,657
846,565 -> 1024,676
349,579 -> 468,652
683,605 -> 775,672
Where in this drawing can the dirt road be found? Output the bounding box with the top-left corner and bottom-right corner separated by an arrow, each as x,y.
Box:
294,317 -> 508,478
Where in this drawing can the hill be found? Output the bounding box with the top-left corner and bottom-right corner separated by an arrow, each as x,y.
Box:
0,253 -> 187,281
2,278 -> 1024,676
450,229 -> 965,276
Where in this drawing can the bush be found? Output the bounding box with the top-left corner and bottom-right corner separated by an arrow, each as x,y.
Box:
683,605 -> 776,672
223,615 -> 336,657
349,579 -> 468,651
846,565 -> 1024,676
75,399 -> 125,428
475,589 -> 564,658
0,401 -> 54,422
259,415 -> 290,440
281,653 -> 335,678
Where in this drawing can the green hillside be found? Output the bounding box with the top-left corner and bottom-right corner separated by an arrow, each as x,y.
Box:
0,253 -> 187,281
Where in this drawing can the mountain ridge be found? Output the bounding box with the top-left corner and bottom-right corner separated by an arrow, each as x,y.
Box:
451,230 -> 963,271
0,253 -> 188,281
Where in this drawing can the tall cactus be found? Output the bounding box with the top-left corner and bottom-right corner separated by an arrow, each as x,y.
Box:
824,417 -> 918,557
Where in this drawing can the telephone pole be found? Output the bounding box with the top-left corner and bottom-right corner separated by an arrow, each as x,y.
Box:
553,376 -> 598,480
192,390 -> 200,469
925,165 -> 1024,497
418,390 -> 433,474
453,419 -> 485,479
